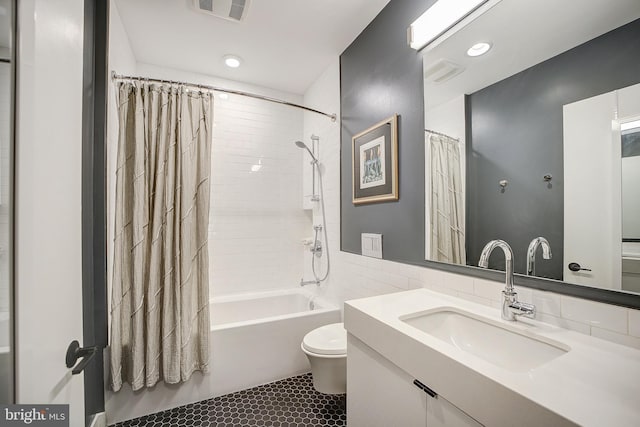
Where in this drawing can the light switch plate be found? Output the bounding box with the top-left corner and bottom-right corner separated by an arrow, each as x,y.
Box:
362,233 -> 383,259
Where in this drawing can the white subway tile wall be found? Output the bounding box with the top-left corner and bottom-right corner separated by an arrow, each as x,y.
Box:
302,60 -> 640,351
209,93 -> 309,295
560,295 -> 628,334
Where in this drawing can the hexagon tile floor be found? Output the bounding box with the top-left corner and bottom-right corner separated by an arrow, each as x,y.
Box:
109,373 -> 346,427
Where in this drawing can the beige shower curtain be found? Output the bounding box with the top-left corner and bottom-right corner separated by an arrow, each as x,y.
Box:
428,131 -> 466,265
110,82 -> 212,392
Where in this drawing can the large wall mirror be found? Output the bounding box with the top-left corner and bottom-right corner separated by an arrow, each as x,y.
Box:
422,0 -> 640,300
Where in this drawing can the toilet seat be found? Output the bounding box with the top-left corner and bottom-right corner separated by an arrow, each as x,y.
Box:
302,323 -> 347,356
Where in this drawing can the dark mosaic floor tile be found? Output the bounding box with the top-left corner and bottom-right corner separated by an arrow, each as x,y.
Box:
110,373 -> 346,427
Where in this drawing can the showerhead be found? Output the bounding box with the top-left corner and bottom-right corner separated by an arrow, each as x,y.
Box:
294,140 -> 318,164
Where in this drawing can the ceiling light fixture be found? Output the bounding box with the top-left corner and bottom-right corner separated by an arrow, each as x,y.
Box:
408,0 -> 491,51
467,42 -> 492,57
223,54 -> 242,68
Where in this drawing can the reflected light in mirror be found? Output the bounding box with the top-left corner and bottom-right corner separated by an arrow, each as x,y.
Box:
466,42 -> 492,57
409,0 -> 489,50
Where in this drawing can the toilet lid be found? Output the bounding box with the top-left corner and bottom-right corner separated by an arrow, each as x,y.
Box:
302,323 -> 347,355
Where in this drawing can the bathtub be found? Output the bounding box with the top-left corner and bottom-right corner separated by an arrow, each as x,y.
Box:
209,289 -> 340,397
106,288 -> 340,424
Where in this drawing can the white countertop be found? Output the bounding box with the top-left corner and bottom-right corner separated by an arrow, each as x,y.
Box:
344,289 -> 640,427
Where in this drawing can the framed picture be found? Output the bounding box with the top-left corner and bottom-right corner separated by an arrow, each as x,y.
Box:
352,114 -> 398,204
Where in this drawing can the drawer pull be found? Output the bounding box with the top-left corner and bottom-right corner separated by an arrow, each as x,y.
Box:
413,379 -> 437,398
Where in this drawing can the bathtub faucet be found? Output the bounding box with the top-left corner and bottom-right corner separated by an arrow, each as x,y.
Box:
300,278 -> 320,287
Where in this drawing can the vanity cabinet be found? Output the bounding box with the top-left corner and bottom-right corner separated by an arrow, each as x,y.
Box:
347,334 -> 482,427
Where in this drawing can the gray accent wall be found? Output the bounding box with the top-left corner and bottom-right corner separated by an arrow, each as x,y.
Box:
467,19 -> 640,280
340,0 -> 434,262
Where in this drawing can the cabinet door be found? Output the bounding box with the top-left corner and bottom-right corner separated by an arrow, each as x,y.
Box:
347,334 -> 427,427
427,395 -> 483,427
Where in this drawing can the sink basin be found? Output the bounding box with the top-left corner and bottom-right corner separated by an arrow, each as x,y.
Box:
401,308 -> 570,372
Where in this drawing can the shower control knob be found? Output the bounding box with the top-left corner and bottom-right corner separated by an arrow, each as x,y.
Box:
568,262 -> 591,272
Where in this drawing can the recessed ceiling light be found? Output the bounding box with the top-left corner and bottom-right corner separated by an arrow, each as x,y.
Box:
467,42 -> 492,57
218,93 -> 229,100
223,54 -> 242,68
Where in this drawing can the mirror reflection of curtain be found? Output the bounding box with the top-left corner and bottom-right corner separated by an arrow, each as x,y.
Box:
428,131 -> 465,264
110,82 -> 212,391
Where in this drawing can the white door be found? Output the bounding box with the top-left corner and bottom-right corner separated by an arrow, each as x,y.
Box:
15,0 -> 86,425
563,92 -> 621,289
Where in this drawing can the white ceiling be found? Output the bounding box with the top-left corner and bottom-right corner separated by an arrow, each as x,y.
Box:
115,0 -> 390,95
422,0 -> 640,110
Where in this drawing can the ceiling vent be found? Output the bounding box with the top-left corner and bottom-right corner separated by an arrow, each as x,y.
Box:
193,0 -> 250,22
423,59 -> 465,84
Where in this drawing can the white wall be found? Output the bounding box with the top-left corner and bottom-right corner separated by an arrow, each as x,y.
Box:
302,61 -> 640,351
208,86 -> 308,295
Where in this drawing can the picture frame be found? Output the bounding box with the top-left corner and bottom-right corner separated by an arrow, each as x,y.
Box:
352,114 -> 399,204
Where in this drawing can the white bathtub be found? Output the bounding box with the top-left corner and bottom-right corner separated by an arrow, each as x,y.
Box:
211,289 -> 331,326
209,289 -> 340,397
106,288 -> 340,424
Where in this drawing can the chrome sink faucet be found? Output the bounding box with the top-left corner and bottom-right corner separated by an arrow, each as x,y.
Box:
526,237 -> 552,276
478,239 -> 536,321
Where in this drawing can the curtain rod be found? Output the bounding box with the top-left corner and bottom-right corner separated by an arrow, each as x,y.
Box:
111,71 -> 337,122
425,128 -> 460,141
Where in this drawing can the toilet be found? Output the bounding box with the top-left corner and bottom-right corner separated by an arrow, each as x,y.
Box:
301,322 -> 347,394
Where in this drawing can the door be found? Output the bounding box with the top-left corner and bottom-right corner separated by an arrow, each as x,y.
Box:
563,91 -> 621,289
15,0 -> 87,425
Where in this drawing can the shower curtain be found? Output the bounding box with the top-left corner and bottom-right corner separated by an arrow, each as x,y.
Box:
110,81 -> 212,391
428,131 -> 466,265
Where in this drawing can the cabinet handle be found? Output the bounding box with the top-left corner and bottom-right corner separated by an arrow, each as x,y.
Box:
413,379 -> 437,398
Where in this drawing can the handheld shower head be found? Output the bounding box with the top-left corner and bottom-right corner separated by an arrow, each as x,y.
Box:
295,140 -> 318,164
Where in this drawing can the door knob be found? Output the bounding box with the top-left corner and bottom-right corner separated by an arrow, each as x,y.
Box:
568,262 -> 591,272
65,340 -> 97,375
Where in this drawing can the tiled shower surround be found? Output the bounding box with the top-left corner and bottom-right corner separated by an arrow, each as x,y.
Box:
208,90 -> 310,296
109,374 -> 346,427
